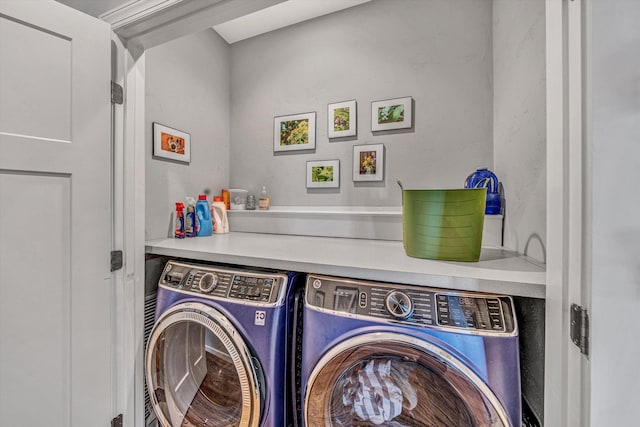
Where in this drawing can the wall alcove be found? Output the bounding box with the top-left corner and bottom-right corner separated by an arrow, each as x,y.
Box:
101,1 -> 578,426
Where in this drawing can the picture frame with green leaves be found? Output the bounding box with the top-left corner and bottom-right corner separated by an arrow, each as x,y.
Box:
306,160 -> 340,188
328,99 -> 356,138
371,96 -> 413,131
274,112 -> 316,153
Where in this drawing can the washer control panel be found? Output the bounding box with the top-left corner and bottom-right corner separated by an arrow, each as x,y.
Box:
161,261 -> 287,305
228,275 -> 276,302
306,274 -> 515,334
435,294 -> 505,331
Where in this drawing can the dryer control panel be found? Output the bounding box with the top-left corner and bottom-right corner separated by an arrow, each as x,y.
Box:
306,274 -> 516,334
160,261 -> 287,305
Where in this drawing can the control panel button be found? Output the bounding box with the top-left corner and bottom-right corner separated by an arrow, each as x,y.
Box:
198,272 -> 218,293
359,292 -> 368,308
385,291 -> 414,320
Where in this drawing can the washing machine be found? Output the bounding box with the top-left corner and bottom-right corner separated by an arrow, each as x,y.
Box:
145,260 -> 303,427
300,274 -> 522,427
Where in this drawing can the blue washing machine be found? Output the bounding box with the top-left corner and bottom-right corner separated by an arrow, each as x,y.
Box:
146,260 -> 303,427
300,274 -> 522,427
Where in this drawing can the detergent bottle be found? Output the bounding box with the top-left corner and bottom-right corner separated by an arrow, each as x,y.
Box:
196,195 -> 213,236
212,196 -> 229,234
174,202 -> 185,239
185,197 -> 197,237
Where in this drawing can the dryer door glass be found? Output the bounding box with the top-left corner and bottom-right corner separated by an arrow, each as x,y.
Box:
306,337 -> 510,427
146,304 -> 262,427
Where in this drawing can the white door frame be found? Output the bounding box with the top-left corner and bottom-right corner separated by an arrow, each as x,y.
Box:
112,39 -> 146,427
545,0 -> 588,426
567,2 -> 591,426
127,46 -> 148,427
111,34 -> 128,425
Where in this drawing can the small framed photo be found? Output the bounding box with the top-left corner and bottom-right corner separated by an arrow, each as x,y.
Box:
306,160 -> 340,188
274,112 -> 316,153
328,99 -> 356,138
353,144 -> 384,182
371,96 -> 413,131
153,122 -> 191,163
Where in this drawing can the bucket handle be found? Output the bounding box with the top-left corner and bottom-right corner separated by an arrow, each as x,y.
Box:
397,180 -> 404,203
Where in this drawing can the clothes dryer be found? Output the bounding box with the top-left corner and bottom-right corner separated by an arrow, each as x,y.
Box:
300,274 -> 522,427
146,260 -> 302,427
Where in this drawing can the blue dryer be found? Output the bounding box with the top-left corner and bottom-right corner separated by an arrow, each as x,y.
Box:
300,274 -> 522,427
146,260 -> 302,427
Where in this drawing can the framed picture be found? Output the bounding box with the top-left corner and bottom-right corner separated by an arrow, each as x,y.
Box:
306,160 -> 340,188
274,112 -> 316,152
153,122 -> 191,163
353,144 -> 384,182
371,96 -> 413,131
328,99 -> 357,138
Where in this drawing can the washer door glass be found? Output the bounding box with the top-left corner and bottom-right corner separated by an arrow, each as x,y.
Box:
305,333 -> 510,427
146,303 -> 262,427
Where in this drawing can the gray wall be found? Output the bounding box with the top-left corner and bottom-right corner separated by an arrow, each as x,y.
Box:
229,0 -> 494,206
493,1 -> 546,261
590,1 -> 640,424
143,0 -> 547,260
145,29 -> 230,240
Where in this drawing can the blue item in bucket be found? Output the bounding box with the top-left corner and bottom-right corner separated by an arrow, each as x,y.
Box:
464,168 -> 501,214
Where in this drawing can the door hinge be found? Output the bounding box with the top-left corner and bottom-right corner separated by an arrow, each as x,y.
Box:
111,414 -> 123,427
111,250 -> 123,272
111,81 -> 123,105
570,303 -> 589,356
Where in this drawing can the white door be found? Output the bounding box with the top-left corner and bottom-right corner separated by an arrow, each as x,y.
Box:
587,1 -> 640,425
0,2 -> 113,426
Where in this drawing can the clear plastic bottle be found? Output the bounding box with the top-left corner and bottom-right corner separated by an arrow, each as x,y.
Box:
185,197 -> 197,237
246,194 -> 256,210
258,186 -> 270,210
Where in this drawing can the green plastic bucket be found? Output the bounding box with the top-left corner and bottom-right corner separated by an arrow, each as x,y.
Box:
402,188 -> 486,262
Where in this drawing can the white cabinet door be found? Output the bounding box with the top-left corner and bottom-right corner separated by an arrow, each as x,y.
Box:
0,2 -> 113,426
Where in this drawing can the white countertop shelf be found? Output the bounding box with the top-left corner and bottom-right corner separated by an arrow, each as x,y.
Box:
228,205 -> 402,215
145,232 -> 546,298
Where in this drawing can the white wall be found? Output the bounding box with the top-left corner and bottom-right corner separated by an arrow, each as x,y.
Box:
589,1 -> 640,424
229,0 -> 494,206
145,29 -> 230,240
493,1 -> 546,262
